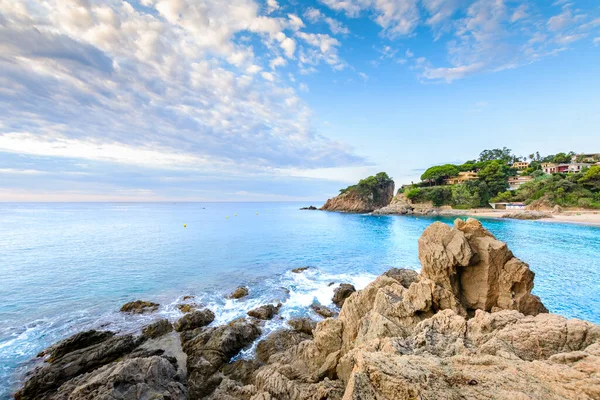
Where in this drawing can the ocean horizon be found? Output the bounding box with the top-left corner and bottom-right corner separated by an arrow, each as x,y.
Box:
1,202 -> 599,398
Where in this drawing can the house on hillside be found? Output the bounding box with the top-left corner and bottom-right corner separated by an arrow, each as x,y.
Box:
443,171 -> 478,185
511,161 -> 529,170
571,153 -> 600,163
508,176 -> 533,191
567,163 -> 592,173
542,163 -> 558,174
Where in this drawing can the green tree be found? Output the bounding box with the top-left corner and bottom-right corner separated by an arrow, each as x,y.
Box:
427,187 -> 452,207
420,164 -> 459,185
478,147 -> 513,163
552,152 -> 572,164
579,166 -> 600,190
478,161 -> 509,197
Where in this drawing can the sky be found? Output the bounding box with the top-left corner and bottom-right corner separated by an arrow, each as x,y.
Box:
1,0 -> 599,202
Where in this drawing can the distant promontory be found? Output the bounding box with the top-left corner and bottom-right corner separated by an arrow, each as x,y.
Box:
321,172 -> 394,213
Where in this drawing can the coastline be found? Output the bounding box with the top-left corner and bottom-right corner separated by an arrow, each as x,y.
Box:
449,208 -> 600,227
371,206 -> 600,227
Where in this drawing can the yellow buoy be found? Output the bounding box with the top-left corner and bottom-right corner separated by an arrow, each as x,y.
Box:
256,212 -> 259,215
184,224 -> 187,228
234,214 -> 237,217
226,216 -> 229,219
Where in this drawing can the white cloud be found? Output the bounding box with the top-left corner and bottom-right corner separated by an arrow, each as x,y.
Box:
266,0 -> 279,14
0,0 -> 363,178
594,37 -> 600,46
304,7 -> 350,35
288,14 -> 305,30
510,4 -> 528,22
296,32 -> 345,70
299,83 -> 309,92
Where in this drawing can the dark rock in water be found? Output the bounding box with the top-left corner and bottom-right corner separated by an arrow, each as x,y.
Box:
48,355 -> 186,400
142,319 -> 173,339
256,329 -> 311,363
221,359 -> 263,385
229,286 -> 249,299
311,303 -> 336,318
174,309 -> 215,332
300,205 -> 318,210
384,268 -> 419,288
182,295 -> 195,301
288,317 -> 317,335
16,334 -> 140,399
177,303 -> 198,313
332,283 -> 356,307
37,330 -> 115,361
291,266 -> 310,273
247,303 -> 281,320
182,318 -> 261,398
120,300 -> 159,314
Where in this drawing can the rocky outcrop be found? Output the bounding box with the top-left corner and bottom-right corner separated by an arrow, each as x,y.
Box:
18,218 -> 600,400
174,309 -> 215,332
229,286 -> 249,299
292,266 -> 310,273
332,284 -> 356,307
502,210 -> 552,220
321,173 -> 395,213
371,193 -> 414,215
181,318 -> 261,398
311,303 -> 336,318
142,319 -> 173,339
119,300 -> 159,313
418,218 -> 547,316
248,303 -> 282,320
300,206 -> 318,210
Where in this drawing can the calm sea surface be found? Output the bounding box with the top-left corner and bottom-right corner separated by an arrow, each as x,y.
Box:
1,202 -> 599,398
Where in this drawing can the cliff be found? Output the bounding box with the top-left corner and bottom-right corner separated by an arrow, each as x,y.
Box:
321,172 -> 395,213
16,219 -> 600,400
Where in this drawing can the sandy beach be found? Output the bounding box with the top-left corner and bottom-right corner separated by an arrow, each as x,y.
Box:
459,209 -> 600,227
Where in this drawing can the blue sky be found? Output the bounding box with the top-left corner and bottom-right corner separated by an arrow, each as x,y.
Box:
1,0 -> 599,201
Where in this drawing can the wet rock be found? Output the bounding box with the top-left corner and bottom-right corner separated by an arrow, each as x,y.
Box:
37,330 -> 115,361
256,329 -> 311,363
174,309 -> 215,332
291,266 -> 309,273
221,359 -> 263,385
311,303 -> 336,318
332,283 -> 356,307
229,286 -> 249,299
383,268 -> 419,288
182,318 -> 261,398
16,334 -> 140,399
247,303 -> 282,320
182,295 -> 195,301
300,205 -> 318,210
178,303 -> 198,313
288,318 -> 317,335
142,319 -> 173,339
48,355 -> 186,400
120,300 -> 159,314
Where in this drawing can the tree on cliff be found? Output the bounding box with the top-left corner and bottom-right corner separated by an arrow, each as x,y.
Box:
478,147 -> 513,163
420,164 -> 459,185
579,166 -> 600,190
477,160 -> 510,197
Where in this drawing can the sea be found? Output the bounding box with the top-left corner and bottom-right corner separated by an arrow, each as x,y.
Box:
1,202 -> 599,398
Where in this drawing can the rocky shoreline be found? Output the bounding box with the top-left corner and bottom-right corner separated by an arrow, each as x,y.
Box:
14,219 -> 600,399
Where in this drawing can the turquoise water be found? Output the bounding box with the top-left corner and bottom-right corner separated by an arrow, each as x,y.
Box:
1,202 -> 599,398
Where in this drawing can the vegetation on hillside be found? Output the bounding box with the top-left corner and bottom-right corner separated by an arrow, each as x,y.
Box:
491,166 -> 600,209
402,148 -> 599,209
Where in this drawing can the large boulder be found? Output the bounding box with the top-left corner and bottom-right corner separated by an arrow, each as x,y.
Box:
120,300 -> 159,314
247,303 -> 282,320
332,284 -> 356,308
182,318 -> 261,398
174,309 -> 215,332
229,286 -> 249,299
418,218 -> 547,316
142,319 -> 173,339
256,330 -> 312,363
